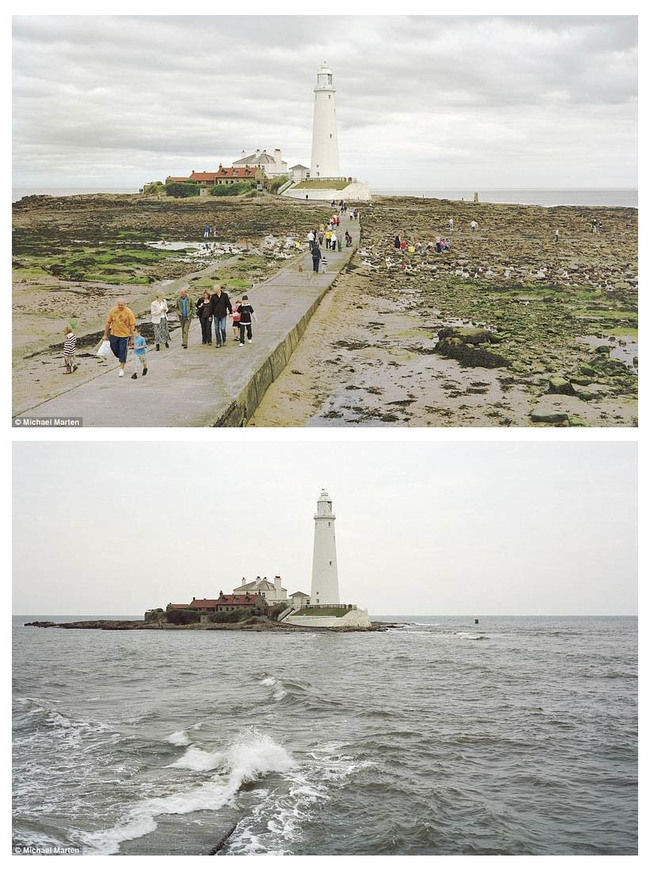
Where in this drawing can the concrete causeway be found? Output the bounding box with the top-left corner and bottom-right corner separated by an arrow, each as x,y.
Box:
15,223 -> 360,427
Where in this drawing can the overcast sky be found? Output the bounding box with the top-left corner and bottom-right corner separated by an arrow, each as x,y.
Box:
12,441 -> 637,617
12,14 -> 637,190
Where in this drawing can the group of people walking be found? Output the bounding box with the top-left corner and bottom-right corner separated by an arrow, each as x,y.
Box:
66,207 -> 361,377
94,284 -> 257,380
194,285 -> 256,347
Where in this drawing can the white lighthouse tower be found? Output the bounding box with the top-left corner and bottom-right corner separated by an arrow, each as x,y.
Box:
282,489 -> 371,628
310,62 -> 340,179
310,489 -> 340,605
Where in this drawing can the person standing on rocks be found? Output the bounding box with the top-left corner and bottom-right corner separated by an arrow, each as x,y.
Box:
448,217 -> 454,232
209,284 -> 233,348
176,288 -> 194,349
470,220 -> 478,233
307,229 -> 315,252
151,293 -> 170,351
196,290 -> 213,344
311,243 -> 322,273
103,299 -> 136,377
554,229 -> 560,243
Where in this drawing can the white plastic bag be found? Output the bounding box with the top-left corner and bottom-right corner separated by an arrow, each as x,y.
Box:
96,340 -> 111,359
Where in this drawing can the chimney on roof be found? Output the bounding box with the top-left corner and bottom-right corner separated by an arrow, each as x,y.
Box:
275,575 -> 282,593
255,149 -> 261,159
219,163 -> 222,169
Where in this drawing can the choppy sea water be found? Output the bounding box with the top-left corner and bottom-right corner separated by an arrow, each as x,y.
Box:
12,615 -> 637,856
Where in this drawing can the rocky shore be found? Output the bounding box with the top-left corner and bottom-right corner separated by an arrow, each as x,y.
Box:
251,195 -> 637,427
24,619 -> 382,632
13,192 -> 637,426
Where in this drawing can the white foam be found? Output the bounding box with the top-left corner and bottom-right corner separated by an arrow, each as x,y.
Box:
227,742 -> 363,855
166,730 -> 191,747
167,745 -> 224,772
81,731 -> 294,854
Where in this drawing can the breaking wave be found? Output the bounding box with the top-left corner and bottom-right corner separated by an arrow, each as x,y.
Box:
78,731 -> 294,854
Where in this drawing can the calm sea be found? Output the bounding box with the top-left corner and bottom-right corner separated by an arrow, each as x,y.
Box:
12,187 -> 137,202
374,189 -> 638,208
12,615 -> 637,856
12,187 -> 638,208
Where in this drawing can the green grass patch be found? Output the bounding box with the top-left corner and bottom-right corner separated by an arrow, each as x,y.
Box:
12,266 -> 51,280
293,606 -> 349,617
609,327 -> 638,337
293,180 -> 350,190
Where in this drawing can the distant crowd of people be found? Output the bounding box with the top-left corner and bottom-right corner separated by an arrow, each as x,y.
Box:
307,205 -> 358,273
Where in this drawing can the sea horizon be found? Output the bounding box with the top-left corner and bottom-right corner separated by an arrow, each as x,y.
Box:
12,186 -> 638,208
13,613 -> 638,622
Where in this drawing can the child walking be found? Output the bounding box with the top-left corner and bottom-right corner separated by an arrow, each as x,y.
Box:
63,325 -> 77,373
238,295 -> 257,345
131,327 -> 148,379
231,299 -> 242,341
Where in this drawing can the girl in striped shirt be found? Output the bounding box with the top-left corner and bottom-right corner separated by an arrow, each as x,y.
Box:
63,326 -> 77,374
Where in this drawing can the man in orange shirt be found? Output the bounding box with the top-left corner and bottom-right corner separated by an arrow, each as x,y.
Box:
103,299 -> 136,378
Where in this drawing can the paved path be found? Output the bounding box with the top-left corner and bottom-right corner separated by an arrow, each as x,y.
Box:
15,222 -> 360,427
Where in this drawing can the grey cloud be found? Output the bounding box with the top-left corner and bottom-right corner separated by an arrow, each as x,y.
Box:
12,15 -> 637,188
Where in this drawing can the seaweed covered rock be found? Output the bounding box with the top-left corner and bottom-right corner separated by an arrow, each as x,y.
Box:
435,326 -> 509,368
437,326 -> 500,345
547,375 -> 575,396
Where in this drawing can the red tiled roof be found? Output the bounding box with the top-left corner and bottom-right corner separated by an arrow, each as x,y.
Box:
190,598 -> 219,609
168,603 -> 191,609
217,593 -> 262,606
167,176 -> 189,182
189,167 -> 262,182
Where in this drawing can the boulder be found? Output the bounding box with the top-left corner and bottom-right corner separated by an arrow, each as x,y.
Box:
572,384 -> 600,401
437,326 -> 498,345
547,375 -> 575,396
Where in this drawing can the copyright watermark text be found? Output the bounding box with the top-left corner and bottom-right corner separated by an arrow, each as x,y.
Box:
13,846 -> 82,855
13,417 -> 83,427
